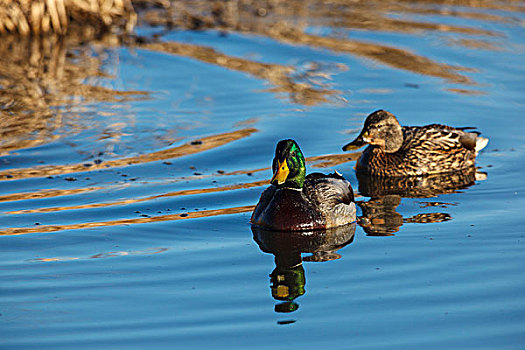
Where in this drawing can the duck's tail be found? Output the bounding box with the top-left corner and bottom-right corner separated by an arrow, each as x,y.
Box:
475,136 -> 489,155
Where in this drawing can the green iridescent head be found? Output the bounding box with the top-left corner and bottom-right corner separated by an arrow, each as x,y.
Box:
270,139 -> 306,189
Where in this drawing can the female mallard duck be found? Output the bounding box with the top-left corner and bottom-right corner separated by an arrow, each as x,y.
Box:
342,110 -> 488,176
251,139 -> 356,231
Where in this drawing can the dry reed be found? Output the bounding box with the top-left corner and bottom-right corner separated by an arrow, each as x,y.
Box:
0,0 -> 137,35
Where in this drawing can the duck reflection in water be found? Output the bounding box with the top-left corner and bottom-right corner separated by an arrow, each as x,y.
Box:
356,169 -> 486,235
252,223 -> 356,313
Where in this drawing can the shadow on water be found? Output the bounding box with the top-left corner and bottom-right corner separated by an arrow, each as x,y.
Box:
252,223 -> 356,314
356,168 -> 485,235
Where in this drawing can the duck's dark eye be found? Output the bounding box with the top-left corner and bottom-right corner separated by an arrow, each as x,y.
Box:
291,151 -> 296,157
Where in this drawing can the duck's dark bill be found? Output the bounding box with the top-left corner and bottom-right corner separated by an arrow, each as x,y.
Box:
342,137 -> 367,151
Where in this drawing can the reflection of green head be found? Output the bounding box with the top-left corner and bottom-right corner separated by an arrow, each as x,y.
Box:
270,264 -> 305,303
275,301 -> 299,313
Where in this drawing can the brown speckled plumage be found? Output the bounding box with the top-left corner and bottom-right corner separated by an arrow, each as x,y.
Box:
344,110 -> 488,176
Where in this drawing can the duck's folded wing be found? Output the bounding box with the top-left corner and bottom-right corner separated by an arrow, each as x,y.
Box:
304,173 -> 356,224
409,124 -> 477,153
305,172 -> 354,204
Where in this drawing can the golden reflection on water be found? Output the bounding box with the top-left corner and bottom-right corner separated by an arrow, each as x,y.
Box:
0,34 -> 149,156
3,151 -> 361,216
28,247 -> 168,263
0,148 -> 478,236
263,26 -> 473,85
356,169 -> 479,198
307,152 -> 361,168
139,41 -> 341,106
0,0 -> 515,163
0,205 -> 256,236
7,180 -> 269,215
356,169 -> 481,235
0,0 -> 509,237
138,0 -> 520,92
136,23 -> 474,95
0,185 -> 110,203
0,127 -> 257,181
357,195 -> 452,236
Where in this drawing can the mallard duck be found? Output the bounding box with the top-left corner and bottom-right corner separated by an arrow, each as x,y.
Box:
342,110 -> 488,176
251,139 -> 356,231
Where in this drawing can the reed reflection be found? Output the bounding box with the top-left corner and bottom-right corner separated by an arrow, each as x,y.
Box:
356,169 -> 484,235
137,0 -> 519,92
252,223 -> 356,313
0,34 -> 148,157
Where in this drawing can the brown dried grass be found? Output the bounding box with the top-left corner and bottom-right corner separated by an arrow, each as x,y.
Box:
0,0 -> 137,35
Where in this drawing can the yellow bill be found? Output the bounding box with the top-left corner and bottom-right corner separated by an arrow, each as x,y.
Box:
271,159 -> 289,184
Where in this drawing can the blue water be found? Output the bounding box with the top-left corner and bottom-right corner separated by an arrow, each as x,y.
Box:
1,2 -> 524,349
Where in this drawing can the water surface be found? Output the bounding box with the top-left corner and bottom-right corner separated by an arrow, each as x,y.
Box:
1,1 -> 524,349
